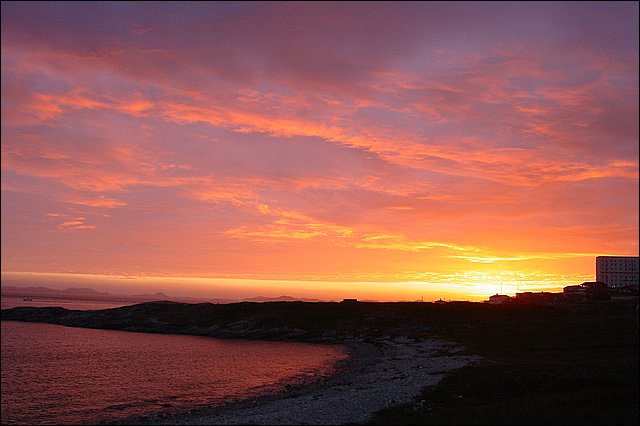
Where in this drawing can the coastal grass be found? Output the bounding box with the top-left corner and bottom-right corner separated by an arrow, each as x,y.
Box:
368,301 -> 639,425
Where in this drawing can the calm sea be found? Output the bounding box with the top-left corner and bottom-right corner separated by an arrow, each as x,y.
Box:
0,297 -> 348,425
0,294 -> 149,311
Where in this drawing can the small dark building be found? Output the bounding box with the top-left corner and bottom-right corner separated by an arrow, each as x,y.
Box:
563,285 -> 587,303
515,291 -> 559,304
580,281 -> 611,301
485,294 -> 512,304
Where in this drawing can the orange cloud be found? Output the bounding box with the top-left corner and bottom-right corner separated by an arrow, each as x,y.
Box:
66,196 -> 127,208
57,220 -> 96,230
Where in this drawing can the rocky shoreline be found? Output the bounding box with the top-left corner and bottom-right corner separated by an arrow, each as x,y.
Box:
2,301 -> 481,425
3,300 -> 637,425
118,337 -> 479,425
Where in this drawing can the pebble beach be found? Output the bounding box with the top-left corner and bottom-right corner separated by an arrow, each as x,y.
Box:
128,337 -> 480,425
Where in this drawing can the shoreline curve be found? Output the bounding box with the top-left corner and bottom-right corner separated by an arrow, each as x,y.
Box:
117,336 -> 479,425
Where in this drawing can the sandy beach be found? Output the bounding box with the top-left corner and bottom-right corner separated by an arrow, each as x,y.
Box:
125,337 -> 480,425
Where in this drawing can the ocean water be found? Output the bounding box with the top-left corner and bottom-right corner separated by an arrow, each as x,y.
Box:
0,294 -> 148,311
1,301 -> 348,425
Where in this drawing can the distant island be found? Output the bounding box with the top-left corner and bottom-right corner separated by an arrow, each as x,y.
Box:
0,285 -> 231,304
242,295 -> 323,303
0,285 -> 325,304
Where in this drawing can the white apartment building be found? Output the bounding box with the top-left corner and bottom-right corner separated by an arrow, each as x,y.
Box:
595,256 -> 639,288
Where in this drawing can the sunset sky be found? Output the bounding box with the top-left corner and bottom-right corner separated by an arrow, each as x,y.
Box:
1,2 -> 638,301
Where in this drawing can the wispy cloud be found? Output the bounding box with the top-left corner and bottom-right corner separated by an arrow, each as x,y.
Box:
66,196 -> 127,208
57,220 -> 96,231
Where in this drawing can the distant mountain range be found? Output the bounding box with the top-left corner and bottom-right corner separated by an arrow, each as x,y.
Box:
0,285 -> 223,303
242,295 -> 323,303
1,285 -> 325,304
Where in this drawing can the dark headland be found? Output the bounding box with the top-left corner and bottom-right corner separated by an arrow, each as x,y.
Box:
2,300 -> 638,425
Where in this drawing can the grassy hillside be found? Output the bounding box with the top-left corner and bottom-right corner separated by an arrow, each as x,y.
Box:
369,302 -> 639,425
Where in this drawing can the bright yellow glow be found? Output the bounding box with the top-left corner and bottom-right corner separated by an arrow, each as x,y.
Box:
0,270 -> 589,302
